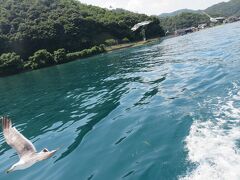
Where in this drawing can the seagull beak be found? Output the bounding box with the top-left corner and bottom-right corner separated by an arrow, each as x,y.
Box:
53,146 -> 61,152
49,149 -> 58,157
6,170 -> 11,174
52,149 -> 58,154
56,147 -> 61,151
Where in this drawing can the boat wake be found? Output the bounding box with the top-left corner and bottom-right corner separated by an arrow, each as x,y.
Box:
181,86 -> 240,180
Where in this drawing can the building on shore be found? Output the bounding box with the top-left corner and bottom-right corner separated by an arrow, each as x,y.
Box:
198,23 -> 208,29
202,12 -> 225,24
223,16 -> 240,24
214,17 -> 226,23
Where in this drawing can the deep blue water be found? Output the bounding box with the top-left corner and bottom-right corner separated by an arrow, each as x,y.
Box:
0,22 -> 240,180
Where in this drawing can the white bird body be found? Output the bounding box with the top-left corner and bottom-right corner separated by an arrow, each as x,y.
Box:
12,159 -> 36,171
1,117 -> 58,173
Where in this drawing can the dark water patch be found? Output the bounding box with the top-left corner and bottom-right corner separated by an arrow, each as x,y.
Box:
122,170 -> 135,178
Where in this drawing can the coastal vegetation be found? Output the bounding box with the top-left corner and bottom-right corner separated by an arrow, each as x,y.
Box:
0,0 -> 164,76
0,45 -> 106,76
0,52 -> 23,76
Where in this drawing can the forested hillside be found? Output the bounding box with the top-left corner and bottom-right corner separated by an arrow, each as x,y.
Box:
159,9 -> 201,17
0,0 -> 164,76
160,12 -> 210,32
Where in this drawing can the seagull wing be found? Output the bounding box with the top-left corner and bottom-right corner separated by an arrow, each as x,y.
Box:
2,117 -> 37,158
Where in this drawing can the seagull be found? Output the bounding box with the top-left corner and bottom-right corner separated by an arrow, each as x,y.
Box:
1,117 -> 58,173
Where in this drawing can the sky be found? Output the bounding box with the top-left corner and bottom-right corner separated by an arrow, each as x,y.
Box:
79,0 -> 229,15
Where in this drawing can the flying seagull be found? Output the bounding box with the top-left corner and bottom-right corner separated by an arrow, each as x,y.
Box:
1,117 -> 58,173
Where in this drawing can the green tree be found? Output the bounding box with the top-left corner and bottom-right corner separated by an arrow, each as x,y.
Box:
53,48 -> 67,63
0,52 -> 23,75
105,39 -> 118,46
28,49 -> 54,69
66,45 -> 106,61
122,37 -> 130,43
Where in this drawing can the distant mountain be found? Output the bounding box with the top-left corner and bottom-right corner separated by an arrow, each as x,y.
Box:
205,0 -> 240,17
159,9 -> 201,17
160,0 -> 240,17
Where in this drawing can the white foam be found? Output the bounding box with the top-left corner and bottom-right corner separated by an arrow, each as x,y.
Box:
181,91 -> 240,180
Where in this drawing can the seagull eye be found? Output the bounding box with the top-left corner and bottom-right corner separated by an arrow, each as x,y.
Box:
43,149 -> 48,152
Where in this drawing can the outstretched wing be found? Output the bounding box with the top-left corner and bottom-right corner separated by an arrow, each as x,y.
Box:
2,117 -> 37,158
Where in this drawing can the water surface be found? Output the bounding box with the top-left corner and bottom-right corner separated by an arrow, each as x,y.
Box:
0,22 -> 240,180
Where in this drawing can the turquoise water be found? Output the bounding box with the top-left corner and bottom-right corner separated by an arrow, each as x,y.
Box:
0,22 -> 240,180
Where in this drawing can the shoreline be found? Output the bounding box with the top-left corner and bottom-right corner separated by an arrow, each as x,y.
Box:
105,37 -> 162,52
0,37 -> 166,78
2,22 -> 235,78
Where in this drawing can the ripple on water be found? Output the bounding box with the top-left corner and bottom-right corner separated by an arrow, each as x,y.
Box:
0,22 -> 240,180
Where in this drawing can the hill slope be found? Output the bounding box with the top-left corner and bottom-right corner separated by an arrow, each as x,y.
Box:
205,0 -> 240,17
160,0 -> 240,17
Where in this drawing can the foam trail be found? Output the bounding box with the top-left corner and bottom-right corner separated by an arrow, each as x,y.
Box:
181,91 -> 240,180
